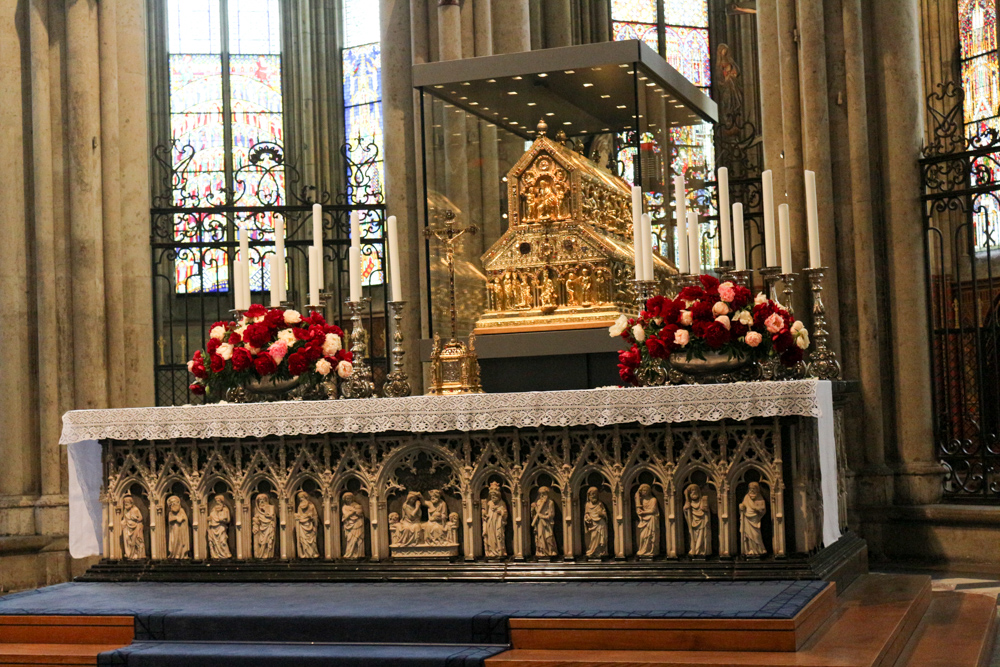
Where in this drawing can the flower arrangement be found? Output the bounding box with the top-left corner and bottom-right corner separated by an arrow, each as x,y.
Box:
187,303 -> 352,401
610,275 -> 810,386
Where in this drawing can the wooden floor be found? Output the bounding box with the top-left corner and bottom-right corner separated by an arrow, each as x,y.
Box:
488,574 -> 998,667
0,616 -> 132,666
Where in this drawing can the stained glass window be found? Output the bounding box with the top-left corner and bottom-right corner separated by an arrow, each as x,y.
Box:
168,0 -> 284,293
342,2 -> 385,286
611,0 -> 714,270
959,0 -> 1000,250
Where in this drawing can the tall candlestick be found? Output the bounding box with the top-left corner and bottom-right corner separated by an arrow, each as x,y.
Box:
687,211 -> 700,275
718,167 -> 732,262
275,216 -> 285,302
312,203 -> 323,249
778,203 -> 792,275
349,246 -> 362,303
805,170 -> 821,268
675,176 -> 689,274
631,186 -> 644,280
733,203 -> 747,271
387,215 -> 401,302
308,245 -> 320,307
640,213 -> 654,281
762,169 -> 777,266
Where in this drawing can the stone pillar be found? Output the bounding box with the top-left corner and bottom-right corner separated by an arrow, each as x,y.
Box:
544,0 -> 573,48
66,0 -> 110,410
754,0 -> 785,265
474,0 -> 502,247
437,0 -> 461,61
493,0 -> 530,54
873,0 -> 940,505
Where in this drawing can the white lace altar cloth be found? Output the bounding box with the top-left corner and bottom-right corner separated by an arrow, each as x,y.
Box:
60,380 -> 823,444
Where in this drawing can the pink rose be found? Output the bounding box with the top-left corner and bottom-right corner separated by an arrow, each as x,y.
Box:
715,314 -> 731,330
268,340 -> 288,364
674,329 -> 690,347
765,312 -> 785,334
680,310 -> 694,326
315,358 -> 333,376
712,301 -> 730,317
336,360 -> 354,379
745,331 -> 763,347
719,282 -> 736,303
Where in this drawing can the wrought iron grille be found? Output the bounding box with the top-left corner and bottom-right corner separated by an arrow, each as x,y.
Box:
151,138 -> 390,406
922,82 -> 1000,501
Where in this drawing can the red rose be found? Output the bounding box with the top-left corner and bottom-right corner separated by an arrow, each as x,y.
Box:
303,342 -> 323,362
228,332 -> 242,345
263,309 -> 285,330
618,346 -> 641,369
189,383 -> 206,395
690,301 -> 714,322
678,285 -> 705,302
335,349 -> 353,363
244,323 -> 271,349
324,324 -> 344,337
660,300 -> 681,325
731,285 -> 752,310
781,347 -> 804,366
703,321 -> 731,349
699,274 -> 720,293
207,338 -> 221,355
254,354 -> 277,376
692,320 -> 711,338
646,336 -> 667,359
305,310 -> 327,326
245,303 -> 267,319
190,359 -> 207,379
644,295 -> 666,319
731,321 -> 749,340
231,347 -> 252,371
210,354 -> 226,373
293,327 -> 310,340
772,329 -> 794,353
287,351 -> 308,376
619,365 -> 637,386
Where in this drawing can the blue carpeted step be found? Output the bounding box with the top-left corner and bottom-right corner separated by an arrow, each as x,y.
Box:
98,641 -> 507,667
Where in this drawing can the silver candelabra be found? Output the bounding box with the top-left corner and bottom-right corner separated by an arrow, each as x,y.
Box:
341,298 -> 376,399
382,300 -> 412,398
803,267 -> 842,380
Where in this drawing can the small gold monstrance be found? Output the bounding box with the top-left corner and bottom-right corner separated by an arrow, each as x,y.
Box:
425,210 -> 483,395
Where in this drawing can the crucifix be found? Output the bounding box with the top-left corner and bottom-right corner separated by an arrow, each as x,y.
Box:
424,209 -> 477,342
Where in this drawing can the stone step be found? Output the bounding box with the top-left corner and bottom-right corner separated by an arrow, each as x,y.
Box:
0,615 -> 134,646
896,590 -> 997,667
0,642 -> 122,665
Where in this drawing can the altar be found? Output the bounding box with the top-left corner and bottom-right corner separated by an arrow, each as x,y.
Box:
62,380 -> 860,583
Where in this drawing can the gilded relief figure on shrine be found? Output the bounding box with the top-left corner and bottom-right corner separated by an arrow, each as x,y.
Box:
476,121 -> 675,334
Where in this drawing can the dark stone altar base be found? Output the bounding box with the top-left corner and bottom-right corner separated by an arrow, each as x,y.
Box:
79,532 -> 866,592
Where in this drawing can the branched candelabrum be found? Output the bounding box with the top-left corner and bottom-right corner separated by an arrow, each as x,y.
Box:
633,279 -> 658,310
803,267 -> 842,380
382,301 -> 412,398
341,298 -> 376,399
730,269 -> 754,290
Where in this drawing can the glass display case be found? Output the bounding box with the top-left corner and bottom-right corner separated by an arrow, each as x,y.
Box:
412,40 -> 717,378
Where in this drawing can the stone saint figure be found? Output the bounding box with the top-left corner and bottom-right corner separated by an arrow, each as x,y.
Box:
252,493 -> 276,559
341,492 -> 365,558
294,491 -> 319,559
166,495 -> 190,559
398,491 -> 424,545
388,512 -> 402,546
531,486 -> 558,557
207,495 -> 232,559
683,484 -> 712,557
482,483 -> 508,558
635,484 -> 660,557
121,495 -> 146,560
447,513 -> 460,544
583,487 -> 608,558
740,482 -> 768,557
425,490 -> 449,544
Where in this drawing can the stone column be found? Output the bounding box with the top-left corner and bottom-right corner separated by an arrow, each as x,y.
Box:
381,0 -> 420,385
754,0 -> 785,265
873,0 -> 940,505
66,0 -> 110,410
474,0 -> 503,245
493,0 -> 530,54
438,0 -> 461,61
544,0 -> 572,48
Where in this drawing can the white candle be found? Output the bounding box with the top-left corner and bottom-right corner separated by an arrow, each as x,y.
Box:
238,223 -> 250,310
675,176 -> 689,274
349,246 -> 362,303
762,169 -> 777,267
387,215 -> 402,302
640,213 -> 654,281
275,216 -> 286,302
778,203 -> 792,274
688,211 -> 701,275
805,170 -> 821,268
308,245 -> 320,307
350,210 -> 361,250
718,167 -> 732,262
269,252 -> 281,307
631,186 -> 645,280
733,203 -> 747,271
312,203 -> 323,249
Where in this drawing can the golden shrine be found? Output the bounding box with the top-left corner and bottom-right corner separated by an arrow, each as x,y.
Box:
474,122 -> 676,334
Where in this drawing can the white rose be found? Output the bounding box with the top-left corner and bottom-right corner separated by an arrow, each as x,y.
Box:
336,360 -> 354,379
754,292 -> 768,306
210,325 -> 226,341
715,314 -> 731,330
608,314 -> 629,337
631,324 -> 646,343
277,328 -> 297,346
284,309 -> 302,325
712,301 -> 730,317
796,331 -> 811,349
315,358 -> 333,376
217,343 -> 234,360
235,324 -> 248,337
680,310 -> 694,326
186,360 -> 195,373
791,320 -> 804,333
738,311 -> 753,326
323,333 -> 342,357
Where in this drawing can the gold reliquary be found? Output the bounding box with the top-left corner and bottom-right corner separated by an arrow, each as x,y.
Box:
474,125 -> 675,334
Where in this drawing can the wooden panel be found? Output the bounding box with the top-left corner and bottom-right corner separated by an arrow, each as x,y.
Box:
508,583 -> 836,653
897,591 -> 998,667
0,643 -> 123,666
0,616 -> 134,646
